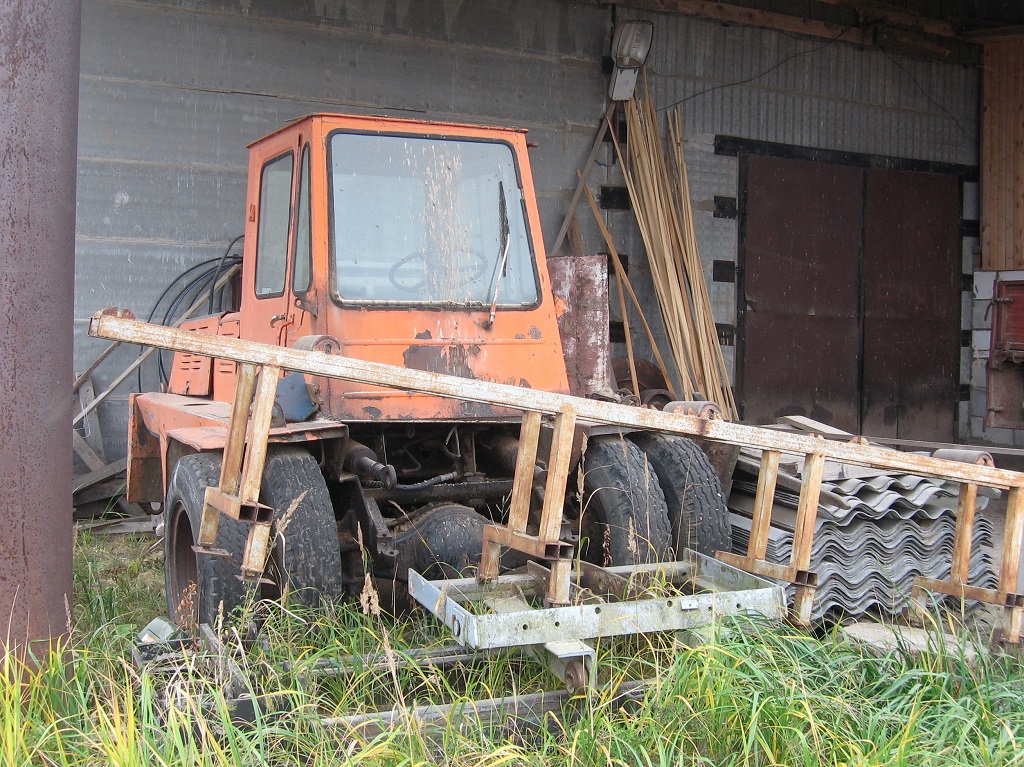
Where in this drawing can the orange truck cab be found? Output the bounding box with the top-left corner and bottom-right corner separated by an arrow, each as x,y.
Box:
125,114 -> 729,624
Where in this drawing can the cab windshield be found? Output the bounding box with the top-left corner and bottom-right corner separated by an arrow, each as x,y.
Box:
329,132 -> 539,306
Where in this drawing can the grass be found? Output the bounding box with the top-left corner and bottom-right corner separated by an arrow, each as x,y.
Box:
3,533 -> 1024,766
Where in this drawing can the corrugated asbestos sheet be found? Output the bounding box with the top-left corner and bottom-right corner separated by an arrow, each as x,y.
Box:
728,462 -> 996,621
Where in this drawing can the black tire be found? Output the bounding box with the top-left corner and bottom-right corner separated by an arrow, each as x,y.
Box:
629,433 -> 731,557
164,448 -> 343,627
260,447 -> 344,609
579,436 -> 672,565
164,453 -> 252,627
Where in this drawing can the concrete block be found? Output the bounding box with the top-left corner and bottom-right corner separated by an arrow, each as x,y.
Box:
971,357 -> 988,385
984,426 -> 1014,446
963,181 -> 979,220
963,238 -> 977,273
974,271 -> 996,300
962,293 -> 972,330
960,347 -> 972,385
973,330 -> 991,352
972,299 -> 992,330
971,415 -> 985,438
969,386 -> 988,418
958,401 -> 969,434
1013,429 -> 1024,449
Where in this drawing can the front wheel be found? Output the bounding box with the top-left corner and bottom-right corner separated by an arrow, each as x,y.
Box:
579,436 -> 672,565
164,448 -> 344,628
164,453 -> 252,627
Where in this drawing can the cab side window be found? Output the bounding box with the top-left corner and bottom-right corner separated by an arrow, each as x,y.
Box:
292,145 -> 312,294
255,152 -> 294,298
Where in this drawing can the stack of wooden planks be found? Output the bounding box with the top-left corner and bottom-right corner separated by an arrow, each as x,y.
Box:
609,83 -> 738,420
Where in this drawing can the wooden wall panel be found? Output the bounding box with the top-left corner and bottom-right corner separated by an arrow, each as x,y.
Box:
981,39 -> 1024,271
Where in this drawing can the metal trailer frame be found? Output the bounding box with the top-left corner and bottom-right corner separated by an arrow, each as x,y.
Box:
91,309 -> 1024,645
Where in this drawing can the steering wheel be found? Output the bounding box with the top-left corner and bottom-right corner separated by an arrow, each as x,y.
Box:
388,250 -> 489,294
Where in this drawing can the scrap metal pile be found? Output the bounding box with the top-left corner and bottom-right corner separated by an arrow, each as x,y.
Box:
727,453 -> 998,622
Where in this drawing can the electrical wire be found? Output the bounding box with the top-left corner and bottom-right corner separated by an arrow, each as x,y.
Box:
657,23 -> 862,112
135,238 -> 244,392
878,45 -> 970,140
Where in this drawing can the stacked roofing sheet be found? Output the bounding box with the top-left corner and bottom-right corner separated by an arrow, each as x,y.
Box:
727,465 -> 997,622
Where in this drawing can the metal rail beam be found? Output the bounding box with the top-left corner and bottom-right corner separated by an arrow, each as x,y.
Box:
89,310 -> 1024,489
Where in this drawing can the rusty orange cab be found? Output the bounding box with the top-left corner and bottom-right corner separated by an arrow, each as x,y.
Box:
126,113 -> 729,626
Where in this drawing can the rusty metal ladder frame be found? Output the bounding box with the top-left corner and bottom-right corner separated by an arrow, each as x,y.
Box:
195,362 -> 282,579
90,309 -> 1024,641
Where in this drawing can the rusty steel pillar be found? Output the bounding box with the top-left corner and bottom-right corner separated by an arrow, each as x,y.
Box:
0,0 -> 81,652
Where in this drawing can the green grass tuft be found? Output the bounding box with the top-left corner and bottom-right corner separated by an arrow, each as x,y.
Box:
3,533 -> 1023,766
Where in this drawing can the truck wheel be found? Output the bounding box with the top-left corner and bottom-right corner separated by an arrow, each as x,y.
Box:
259,447 -> 344,609
164,453 -> 252,627
580,436 -> 672,565
164,449 -> 343,628
629,433 -> 731,557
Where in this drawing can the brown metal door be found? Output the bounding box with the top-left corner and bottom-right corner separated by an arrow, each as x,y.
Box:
861,169 -> 960,440
740,155 -> 864,431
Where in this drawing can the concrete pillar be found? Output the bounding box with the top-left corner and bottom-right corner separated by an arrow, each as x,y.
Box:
0,0 -> 80,652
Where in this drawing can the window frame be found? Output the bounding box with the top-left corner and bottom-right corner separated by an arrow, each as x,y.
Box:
325,128 -> 541,311
254,149 -> 295,300
291,144 -> 313,296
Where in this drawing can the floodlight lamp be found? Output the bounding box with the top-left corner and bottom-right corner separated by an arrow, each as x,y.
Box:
608,20 -> 653,101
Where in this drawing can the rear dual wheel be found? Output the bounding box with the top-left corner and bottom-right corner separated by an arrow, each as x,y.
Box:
579,434 -> 730,566
164,448 -> 343,627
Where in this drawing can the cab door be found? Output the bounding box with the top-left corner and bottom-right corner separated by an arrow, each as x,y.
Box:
241,133 -> 315,348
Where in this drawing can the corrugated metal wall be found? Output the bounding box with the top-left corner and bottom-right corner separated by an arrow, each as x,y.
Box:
74,0 -> 981,454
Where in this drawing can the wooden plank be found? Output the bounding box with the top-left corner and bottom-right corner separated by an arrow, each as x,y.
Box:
950,483 -> 978,585
73,457 -> 128,494
76,517 -> 157,535
791,451 -> 825,573
606,0 -> 870,46
507,411 -> 542,532
548,102 -> 616,258
999,486 -> 1024,597
238,365 -> 281,504
72,340 -> 121,394
77,375 -> 106,462
982,39 -> 1024,271
72,429 -> 106,473
1014,40 -> 1024,271
218,362 -> 258,497
777,415 -> 854,440
747,450 -> 780,561
538,407 -> 577,544
89,312 -> 1024,489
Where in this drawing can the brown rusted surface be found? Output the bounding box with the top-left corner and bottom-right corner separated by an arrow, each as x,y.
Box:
126,395 -> 164,504
741,156 -> 863,431
0,0 -> 80,650
862,170 -> 960,441
548,255 -> 611,398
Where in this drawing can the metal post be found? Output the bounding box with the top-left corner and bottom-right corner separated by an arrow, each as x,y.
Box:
0,0 -> 81,653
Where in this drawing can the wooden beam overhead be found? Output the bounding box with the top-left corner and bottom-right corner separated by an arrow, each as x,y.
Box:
604,0 -> 871,46
817,0 -> 956,38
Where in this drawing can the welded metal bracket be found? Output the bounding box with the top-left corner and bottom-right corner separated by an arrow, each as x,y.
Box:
410,553 -> 785,690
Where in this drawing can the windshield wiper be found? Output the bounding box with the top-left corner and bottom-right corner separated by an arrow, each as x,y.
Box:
483,181 -> 511,329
